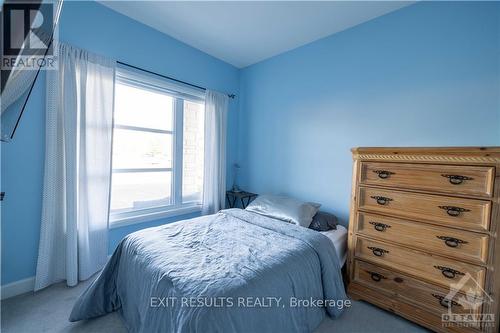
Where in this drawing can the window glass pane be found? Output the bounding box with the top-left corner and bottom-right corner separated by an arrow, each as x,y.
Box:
182,100 -> 205,203
110,171 -> 172,212
112,129 -> 172,169
114,82 -> 173,131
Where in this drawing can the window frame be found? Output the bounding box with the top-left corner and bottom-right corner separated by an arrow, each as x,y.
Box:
109,66 -> 205,229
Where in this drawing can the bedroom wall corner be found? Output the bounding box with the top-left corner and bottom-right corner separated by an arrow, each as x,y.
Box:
237,1 -> 500,227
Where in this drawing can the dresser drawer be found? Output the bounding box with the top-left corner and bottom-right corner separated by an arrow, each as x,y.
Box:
358,187 -> 491,232
356,212 -> 489,265
355,237 -> 486,295
360,162 -> 494,198
353,259 -> 481,316
348,283 -> 477,333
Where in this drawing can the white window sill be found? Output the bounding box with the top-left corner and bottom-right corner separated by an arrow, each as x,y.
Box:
109,204 -> 202,229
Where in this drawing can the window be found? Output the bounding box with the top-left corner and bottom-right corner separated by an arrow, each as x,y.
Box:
109,67 -> 205,227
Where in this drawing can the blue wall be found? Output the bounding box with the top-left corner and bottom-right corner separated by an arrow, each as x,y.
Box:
1,2 -> 239,285
238,2 -> 500,226
3,1 -> 500,286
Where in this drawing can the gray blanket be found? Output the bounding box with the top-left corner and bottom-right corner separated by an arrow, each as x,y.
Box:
70,209 -> 347,332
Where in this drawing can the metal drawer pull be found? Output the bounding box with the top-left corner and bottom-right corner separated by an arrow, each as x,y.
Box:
373,170 -> 395,179
370,196 -> 393,205
438,205 -> 470,217
369,222 -> 391,232
368,246 -> 389,257
369,272 -> 386,282
434,265 -> 465,279
441,174 -> 473,185
432,294 -> 460,308
436,236 -> 468,248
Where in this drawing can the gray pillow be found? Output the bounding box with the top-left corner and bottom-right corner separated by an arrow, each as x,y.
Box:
309,212 -> 338,231
245,194 -> 320,227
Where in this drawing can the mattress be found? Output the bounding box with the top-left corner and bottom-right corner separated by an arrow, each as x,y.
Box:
320,225 -> 348,266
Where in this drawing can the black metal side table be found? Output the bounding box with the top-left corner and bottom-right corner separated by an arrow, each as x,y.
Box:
226,190 -> 257,209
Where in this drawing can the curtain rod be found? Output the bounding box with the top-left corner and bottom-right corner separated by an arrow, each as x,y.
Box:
117,61 -> 236,99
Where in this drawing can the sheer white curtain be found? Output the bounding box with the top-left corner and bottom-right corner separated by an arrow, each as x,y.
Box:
35,43 -> 115,290
202,90 -> 229,215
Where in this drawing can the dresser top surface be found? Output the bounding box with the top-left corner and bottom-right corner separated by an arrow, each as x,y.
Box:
351,147 -> 500,164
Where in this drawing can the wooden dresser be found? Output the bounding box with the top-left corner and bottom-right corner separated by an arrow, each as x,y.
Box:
347,147 -> 500,333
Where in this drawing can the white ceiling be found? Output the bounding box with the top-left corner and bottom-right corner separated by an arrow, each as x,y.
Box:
100,1 -> 413,68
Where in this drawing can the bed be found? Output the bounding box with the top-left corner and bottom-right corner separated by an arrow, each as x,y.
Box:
320,225 -> 348,266
69,208 -> 347,333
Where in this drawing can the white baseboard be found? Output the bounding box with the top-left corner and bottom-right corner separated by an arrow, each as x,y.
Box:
1,277 -> 35,300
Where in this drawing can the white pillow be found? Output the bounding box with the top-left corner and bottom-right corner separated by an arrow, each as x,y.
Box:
245,194 -> 320,227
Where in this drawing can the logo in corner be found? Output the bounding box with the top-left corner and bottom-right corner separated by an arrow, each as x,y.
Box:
2,1 -> 58,70
440,272 -> 494,329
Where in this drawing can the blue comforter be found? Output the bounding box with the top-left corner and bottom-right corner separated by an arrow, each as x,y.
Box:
69,209 -> 347,332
